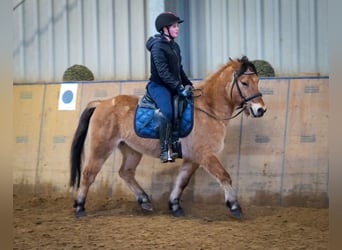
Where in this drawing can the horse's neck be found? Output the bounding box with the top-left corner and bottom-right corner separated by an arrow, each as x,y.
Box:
196,66 -> 235,117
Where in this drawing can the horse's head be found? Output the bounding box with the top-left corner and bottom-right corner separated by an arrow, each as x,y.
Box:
228,56 -> 267,118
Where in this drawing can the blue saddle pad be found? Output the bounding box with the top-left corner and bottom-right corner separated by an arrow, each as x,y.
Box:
134,95 -> 194,139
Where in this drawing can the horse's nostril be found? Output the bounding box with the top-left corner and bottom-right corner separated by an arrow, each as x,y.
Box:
257,107 -> 266,116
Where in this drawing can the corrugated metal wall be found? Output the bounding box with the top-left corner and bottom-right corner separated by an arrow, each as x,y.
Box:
13,0 -> 148,82
13,0 -> 328,82
176,0 -> 328,78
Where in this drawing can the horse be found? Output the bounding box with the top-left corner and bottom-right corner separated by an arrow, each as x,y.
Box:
70,56 -> 267,219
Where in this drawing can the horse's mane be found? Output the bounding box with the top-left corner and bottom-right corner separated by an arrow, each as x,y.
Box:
203,64 -> 230,82
235,56 -> 257,77
200,56 -> 257,85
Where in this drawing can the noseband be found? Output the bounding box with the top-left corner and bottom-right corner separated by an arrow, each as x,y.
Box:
231,71 -> 263,109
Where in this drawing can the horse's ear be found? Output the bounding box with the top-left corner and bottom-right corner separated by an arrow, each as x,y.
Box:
229,57 -> 238,67
228,57 -> 236,65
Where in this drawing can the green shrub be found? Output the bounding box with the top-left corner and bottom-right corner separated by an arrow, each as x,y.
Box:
251,60 -> 275,77
62,64 -> 94,81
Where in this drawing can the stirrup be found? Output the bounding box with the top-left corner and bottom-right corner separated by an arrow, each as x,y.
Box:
167,148 -> 178,162
160,151 -> 169,163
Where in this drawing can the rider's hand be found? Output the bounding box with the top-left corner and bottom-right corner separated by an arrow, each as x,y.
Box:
177,85 -> 192,97
185,84 -> 194,92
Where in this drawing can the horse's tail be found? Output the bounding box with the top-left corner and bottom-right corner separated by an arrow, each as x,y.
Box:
70,101 -> 99,189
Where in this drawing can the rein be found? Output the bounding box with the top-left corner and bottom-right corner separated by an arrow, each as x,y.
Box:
196,104 -> 246,121
190,71 -> 262,121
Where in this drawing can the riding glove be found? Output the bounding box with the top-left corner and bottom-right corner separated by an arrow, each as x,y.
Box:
177,85 -> 192,97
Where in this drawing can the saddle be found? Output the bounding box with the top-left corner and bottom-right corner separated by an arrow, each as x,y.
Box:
134,92 -> 194,140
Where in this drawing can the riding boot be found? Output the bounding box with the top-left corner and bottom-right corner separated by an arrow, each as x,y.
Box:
171,130 -> 182,159
159,114 -> 172,163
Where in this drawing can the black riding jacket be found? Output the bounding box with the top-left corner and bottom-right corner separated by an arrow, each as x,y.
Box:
146,34 -> 192,94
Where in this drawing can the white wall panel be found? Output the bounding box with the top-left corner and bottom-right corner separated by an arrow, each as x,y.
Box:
52,0 -> 69,81
14,0 -> 168,81
262,0 -> 281,69
38,0 -> 54,81
208,0 -> 228,69
113,0 -> 130,79
82,0 -> 99,79
316,0 -> 328,74
97,0 -> 115,80
67,0 -> 84,68
129,0 -> 147,80
12,0 -> 328,82
23,0 -> 40,81
13,1 -> 25,82
188,0 -> 206,77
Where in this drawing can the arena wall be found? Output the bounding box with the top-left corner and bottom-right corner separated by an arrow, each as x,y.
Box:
13,77 -> 329,208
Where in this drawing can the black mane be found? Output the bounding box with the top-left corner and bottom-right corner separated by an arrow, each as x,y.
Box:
237,56 -> 257,76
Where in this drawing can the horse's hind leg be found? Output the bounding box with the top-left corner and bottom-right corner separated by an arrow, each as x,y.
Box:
74,142 -> 114,217
169,161 -> 199,217
118,142 -> 153,211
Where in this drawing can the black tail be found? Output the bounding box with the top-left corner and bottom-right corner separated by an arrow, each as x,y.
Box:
70,106 -> 96,189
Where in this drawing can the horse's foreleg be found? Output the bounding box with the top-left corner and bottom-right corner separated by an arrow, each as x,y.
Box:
202,154 -> 242,219
118,143 -> 152,211
169,161 -> 199,217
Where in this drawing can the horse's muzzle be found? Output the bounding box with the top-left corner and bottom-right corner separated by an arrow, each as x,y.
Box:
250,106 -> 267,117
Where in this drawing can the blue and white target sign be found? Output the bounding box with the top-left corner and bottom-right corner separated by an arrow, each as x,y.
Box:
58,83 -> 78,110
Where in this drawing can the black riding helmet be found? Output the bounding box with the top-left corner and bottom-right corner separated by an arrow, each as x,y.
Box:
155,12 -> 184,33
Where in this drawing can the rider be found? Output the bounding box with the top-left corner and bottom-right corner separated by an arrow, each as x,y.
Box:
145,12 -> 193,163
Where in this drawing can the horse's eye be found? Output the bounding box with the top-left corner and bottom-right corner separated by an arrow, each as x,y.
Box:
241,81 -> 248,86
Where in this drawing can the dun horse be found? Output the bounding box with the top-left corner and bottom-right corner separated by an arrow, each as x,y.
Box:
70,56 -> 267,219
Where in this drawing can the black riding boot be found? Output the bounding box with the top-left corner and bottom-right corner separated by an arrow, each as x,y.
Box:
171,130 -> 182,159
159,114 -> 172,163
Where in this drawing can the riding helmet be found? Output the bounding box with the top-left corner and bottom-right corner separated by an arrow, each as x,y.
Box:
155,12 -> 184,32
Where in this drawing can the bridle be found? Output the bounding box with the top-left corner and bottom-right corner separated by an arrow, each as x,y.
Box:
231,71 -> 262,109
192,71 -> 262,121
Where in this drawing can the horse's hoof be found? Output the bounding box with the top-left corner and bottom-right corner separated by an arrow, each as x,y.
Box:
230,208 -> 242,219
171,207 -> 185,217
226,200 -> 243,219
73,200 -> 86,218
140,202 -> 153,211
169,200 -> 184,217
75,210 -> 86,218
137,195 -> 153,211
